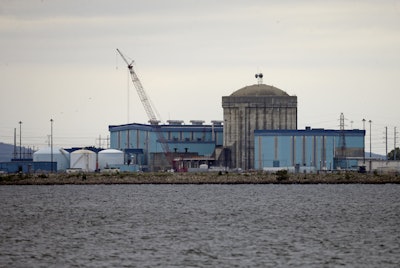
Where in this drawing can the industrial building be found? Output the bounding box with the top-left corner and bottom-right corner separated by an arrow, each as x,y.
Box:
254,127 -> 365,172
109,120 -> 224,171
108,77 -> 366,172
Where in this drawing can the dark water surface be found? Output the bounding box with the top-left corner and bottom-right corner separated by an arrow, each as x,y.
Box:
0,184 -> 399,267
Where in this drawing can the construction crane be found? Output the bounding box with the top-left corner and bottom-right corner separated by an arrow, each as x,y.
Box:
116,48 -> 172,170
116,49 -> 161,124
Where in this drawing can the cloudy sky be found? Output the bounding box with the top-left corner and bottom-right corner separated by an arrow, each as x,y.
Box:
1,0 -> 399,155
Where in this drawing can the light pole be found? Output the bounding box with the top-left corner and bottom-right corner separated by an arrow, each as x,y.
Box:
19,121 -> 22,159
50,119 -> 54,172
362,119 -> 366,165
369,120 -> 372,173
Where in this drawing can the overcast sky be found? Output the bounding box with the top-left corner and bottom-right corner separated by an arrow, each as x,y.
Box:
1,0 -> 399,155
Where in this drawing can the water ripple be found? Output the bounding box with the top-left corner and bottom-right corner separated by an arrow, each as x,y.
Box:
0,184 -> 399,267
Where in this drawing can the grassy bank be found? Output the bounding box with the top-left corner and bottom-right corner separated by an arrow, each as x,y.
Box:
1,171 -> 400,185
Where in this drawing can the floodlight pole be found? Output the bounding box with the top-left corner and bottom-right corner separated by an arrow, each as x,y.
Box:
362,119 -> 366,165
19,121 -> 22,160
369,120 -> 372,173
50,119 -> 54,173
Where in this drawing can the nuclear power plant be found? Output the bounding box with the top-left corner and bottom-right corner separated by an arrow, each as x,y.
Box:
0,52 -> 366,173
107,67 -> 365,172
105,52 -> 365,172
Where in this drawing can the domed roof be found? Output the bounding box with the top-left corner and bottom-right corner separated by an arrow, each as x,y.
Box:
231,84 -> 289,97
99,149 -> 123,154
71,149 -> 96,154
33,147 -> 69,155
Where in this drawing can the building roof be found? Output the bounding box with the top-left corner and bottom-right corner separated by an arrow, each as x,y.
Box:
231,84 -> 289,97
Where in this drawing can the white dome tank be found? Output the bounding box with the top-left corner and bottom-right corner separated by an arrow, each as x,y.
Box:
70,149 -> 97,172
98,149 -> 124,170
33,147 -> 70,171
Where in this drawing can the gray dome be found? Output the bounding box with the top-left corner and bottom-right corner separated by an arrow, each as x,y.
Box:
231,84 -> 288,97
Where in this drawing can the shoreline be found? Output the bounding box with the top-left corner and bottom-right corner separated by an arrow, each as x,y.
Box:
1,172 -> 400,185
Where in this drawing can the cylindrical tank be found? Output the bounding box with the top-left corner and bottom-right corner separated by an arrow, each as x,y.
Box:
98,149 -> 124,170
70,149 -> 97,172
33,147 -> 70,171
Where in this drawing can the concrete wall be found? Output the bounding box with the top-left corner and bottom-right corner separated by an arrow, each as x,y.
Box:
358,159 -> 400,173
222,95 -> 297,170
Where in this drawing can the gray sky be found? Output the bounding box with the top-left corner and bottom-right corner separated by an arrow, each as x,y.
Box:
1,0 -> 399,155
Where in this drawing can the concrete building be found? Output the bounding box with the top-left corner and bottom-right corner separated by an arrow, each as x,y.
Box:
222,84 -> 297,170
254,127 -> 365,171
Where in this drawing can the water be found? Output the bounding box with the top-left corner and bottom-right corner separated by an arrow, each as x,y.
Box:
0,184 -> 399,267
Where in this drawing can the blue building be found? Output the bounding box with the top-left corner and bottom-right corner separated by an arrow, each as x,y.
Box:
254,127 -> 365,172
109,122 -> 366,172
109,120 -> 224,171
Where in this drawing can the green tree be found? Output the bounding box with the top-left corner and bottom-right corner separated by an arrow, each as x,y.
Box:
387,147 -> 400,160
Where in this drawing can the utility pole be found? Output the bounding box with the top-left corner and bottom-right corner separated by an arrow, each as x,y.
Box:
50,119 -> 54,172
362,119 -> 366,165
369,120 -> 372,172
96,135 -> 109,148
395,127 -> 397,161
19,121 -> 22,160
13,128 -> 17,159
385,126 -> 388,160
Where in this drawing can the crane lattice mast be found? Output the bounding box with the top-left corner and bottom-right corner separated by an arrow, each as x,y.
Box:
116,49 -> 160,124
116,48 -> 172,168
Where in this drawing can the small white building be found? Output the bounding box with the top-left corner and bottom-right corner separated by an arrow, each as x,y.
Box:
33,147 -> 70,171
98,149 -> 124,170
70,149 -> 97,172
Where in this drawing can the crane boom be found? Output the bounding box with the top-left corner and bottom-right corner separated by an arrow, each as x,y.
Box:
117,48 -> 172,170
116,49 -> 158,123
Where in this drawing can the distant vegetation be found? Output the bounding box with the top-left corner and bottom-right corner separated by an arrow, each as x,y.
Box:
1,171 -> 399,185
387,148 -> 400,160
0,142 -> 33,162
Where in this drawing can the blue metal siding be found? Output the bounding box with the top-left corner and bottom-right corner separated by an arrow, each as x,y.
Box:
254,129 -> 365,170
193,131 -> 205,141
168,142 -> 215,156
148,131 -> 159,152
110,131 -> 119,149
170,131 -> 180,141
261,136 -> 275,168
304,136 -> 313,167
278,136 -> 292,167
325,136 -> 335,169
215,131 -> 223,146
343,136 -> 364,148
139,130 -> 148,149
119,130 -> 127,149
182,131 -> 191,141
203,131 -> 212,141
295,136 -> 303,165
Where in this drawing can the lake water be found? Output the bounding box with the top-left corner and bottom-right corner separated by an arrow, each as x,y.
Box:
0,184 -> 399,267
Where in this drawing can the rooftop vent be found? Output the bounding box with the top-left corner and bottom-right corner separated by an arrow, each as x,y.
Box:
211,120 -> 223,126
190,120 -> 205,125
167,120 -> 184,125
149,119 -> 160,125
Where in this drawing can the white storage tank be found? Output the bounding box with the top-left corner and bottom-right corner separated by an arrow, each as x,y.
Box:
70,149 -> 97,172
98,149 -> 124,170
33,147 -> 70,171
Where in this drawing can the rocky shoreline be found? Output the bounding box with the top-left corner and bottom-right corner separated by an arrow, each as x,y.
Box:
1,171 -> 400,185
